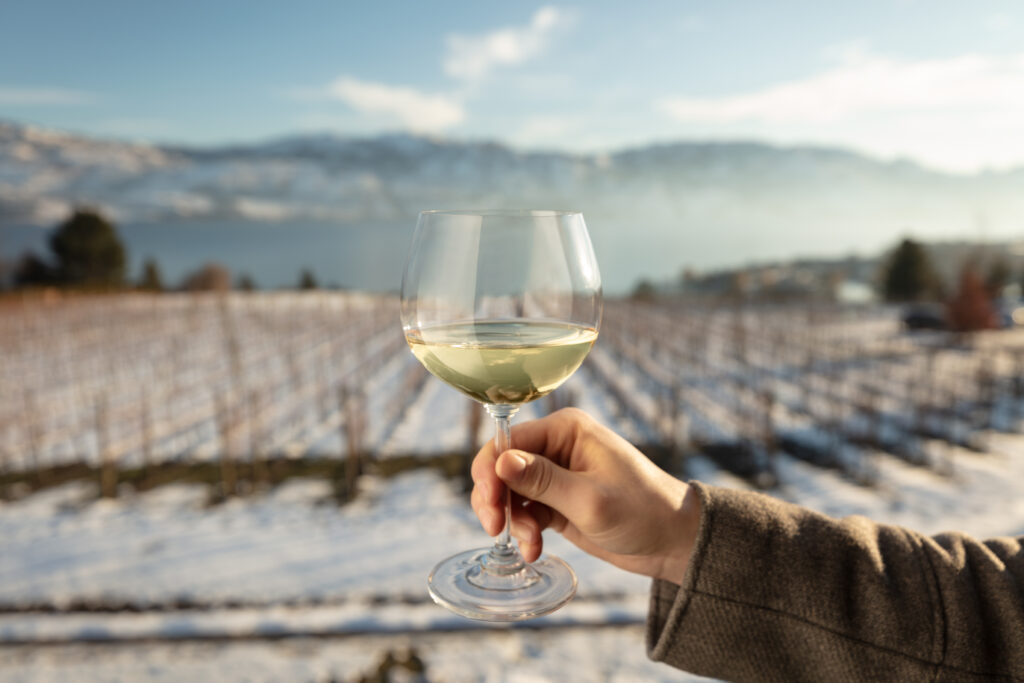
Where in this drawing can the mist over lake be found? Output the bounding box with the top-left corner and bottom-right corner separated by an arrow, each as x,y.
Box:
4,218 -> 724,294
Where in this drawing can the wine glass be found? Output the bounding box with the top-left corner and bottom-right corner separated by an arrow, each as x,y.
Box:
401,209 -> 602,621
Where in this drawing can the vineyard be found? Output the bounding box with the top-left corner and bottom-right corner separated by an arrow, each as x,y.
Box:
4,292 -> 1024,493
3,291 -> 1024,681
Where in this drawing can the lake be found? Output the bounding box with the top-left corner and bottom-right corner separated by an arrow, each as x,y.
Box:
2,219 -> 658,294
2,221 -> 416,293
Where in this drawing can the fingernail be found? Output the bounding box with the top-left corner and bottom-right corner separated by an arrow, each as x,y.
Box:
505,452 -> 528,481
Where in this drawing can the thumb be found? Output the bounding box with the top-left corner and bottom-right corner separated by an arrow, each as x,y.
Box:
495,449 -> 576,510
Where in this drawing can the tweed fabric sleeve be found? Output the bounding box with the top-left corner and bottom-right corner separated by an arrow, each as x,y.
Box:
646,482 -> 1024,682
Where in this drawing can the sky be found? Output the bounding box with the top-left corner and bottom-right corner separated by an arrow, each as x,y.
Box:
2,0 -> 1024,173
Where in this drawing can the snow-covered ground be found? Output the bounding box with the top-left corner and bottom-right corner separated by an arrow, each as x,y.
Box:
0,472 -> 651,611
1,625 -> 702,682
0,471 -> 675,681
3,433 -> 1024,681
4,294 -> 1024,681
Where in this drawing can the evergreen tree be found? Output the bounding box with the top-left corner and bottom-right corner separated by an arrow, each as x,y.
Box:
881,238 -> 937,302
138,257 -> 164,292
13,252 -> 54,288
631,279 -> 656,302
299,268 -> 318,290
235,273 -> 257,291
49,208 -> 127,288
986,256 -> 1011,297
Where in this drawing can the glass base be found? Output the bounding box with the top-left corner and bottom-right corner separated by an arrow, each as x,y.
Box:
427,547 -> 578,622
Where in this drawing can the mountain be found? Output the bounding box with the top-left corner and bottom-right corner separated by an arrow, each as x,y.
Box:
3,120 -> 1024,291
0,122 -> 597,225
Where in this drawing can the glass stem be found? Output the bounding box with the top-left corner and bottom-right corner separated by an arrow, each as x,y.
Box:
482,403 -> 525,574
494,410 -> 514,550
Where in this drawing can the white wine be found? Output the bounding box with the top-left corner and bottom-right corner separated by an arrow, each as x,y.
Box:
406,320 -> 597,404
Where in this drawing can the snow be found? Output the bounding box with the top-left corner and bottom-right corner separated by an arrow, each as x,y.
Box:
0,471 -> 674,681
0,471 -> 647,611
4,294 -> 1024,681
0,626 -> 708,682
2,435 -> 1024,681
0,595 -> 651,645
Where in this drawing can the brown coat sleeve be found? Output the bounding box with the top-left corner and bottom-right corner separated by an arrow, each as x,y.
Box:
646,482 -> 1024,682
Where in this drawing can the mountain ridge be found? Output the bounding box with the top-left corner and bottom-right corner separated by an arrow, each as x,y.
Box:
3,119 -> 1024,292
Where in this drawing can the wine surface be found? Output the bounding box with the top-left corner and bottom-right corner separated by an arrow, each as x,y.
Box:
406,320 -> 597,404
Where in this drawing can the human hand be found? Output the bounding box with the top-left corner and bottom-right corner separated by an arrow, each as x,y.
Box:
470,408 -> 701,585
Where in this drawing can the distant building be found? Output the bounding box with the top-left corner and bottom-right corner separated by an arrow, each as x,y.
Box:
677,257 -> 877,305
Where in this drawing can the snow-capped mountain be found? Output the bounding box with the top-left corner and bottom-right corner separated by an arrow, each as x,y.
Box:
0,121 -> 600,225
3,119 -> 1024,285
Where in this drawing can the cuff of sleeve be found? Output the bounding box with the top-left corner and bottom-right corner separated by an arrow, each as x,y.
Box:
645,480 -> 714,663
643,481 -> 945,681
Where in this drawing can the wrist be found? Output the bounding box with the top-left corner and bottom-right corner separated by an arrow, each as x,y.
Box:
655,481 -> 703,585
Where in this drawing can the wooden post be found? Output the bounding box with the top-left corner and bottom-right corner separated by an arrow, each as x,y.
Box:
319,361 -> 333,422
975,357 -> 995,431
760,387 -> 776,483
340,385 -> 364,501
802,350 -> 813,409
672,380 -> 690,476
249,388 -> 270,486
334,384 -> 348,498
864,385 -> 880,449
141,391 -> 154,472
96,395 -> 117,498
22,390 -> 44,483
216,396 -> 237,499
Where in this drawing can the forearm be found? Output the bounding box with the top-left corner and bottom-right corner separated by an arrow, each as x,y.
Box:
646,482 -> 1024,682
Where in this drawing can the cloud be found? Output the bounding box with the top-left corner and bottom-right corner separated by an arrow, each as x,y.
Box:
658,52 -> 1024,172
288,8 -> 573,136
444,6 -> 571,81
324,77 -> 464,133
660,52 -> 1024,124
0,86 -> 94,106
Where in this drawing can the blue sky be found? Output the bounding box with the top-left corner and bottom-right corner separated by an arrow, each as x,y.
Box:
3,1 -> 1024,172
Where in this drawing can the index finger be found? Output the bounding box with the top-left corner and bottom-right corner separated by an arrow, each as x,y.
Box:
503,407 -> 590,469
471,407 -> 591,486
470,439 -> 503,508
